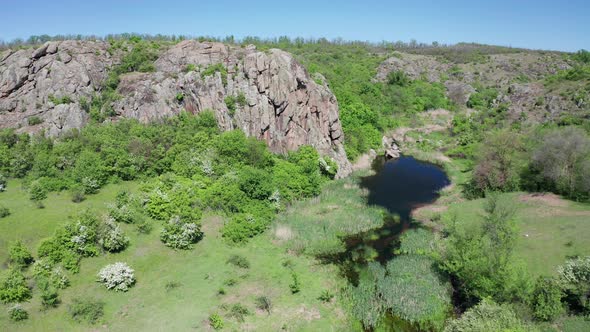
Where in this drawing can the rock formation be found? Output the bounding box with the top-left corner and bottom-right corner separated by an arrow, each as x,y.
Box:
374,51 -> 580,123
0,40 -> 352,177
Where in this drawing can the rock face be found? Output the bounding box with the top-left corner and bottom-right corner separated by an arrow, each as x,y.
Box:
375,51 -> 580,123
0,40 -> 115,136
0,40 -> 352,177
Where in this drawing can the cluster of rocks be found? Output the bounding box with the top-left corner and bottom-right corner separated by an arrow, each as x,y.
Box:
374,51 -> 580,123
0,40 -> 352,177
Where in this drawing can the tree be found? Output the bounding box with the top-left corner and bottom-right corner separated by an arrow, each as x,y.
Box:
0,268 -> 32,303
440,194 -> 531,305
531,127 -> 590,199
557,256 -> 590,313
470,130 -> 524,195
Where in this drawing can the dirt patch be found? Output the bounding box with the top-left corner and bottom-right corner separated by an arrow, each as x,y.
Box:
519,193 -> 569,207
352,152 -> 376,171
201,215 -> 225,237
296,305 -> 321,321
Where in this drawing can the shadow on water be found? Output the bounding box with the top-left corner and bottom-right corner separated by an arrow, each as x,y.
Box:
321,156 -> 450,285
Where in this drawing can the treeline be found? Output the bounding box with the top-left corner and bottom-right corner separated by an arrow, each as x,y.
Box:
0,111 -> 337,243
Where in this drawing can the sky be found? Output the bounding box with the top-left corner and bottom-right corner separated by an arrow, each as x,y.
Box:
1,0 -> 588,52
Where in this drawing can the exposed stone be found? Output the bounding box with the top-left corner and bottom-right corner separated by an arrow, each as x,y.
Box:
0,40 -> 352,177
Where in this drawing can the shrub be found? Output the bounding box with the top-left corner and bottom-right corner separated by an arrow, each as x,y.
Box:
68,297 -> 104,324
557,256 -> 590,312
386,70 -> 410,86
98,220 -> 130,252
0,174 -> 6,192
27,116 -> 43,126
164,281 -> 182,292
255,295 -> 272,314
318,289 -> 334,303
229,303 -> 251,322
444,299 -> 529,332
135,219 -> 153,234
160,216 -> 202,249
97,262 -> 135,292
202,63 -> 228,86
8,241 -> 34,268
29,180 -> 47,206
0,268 -> 32,303
37,276 -> 60,309
531,277 -> 564,321
237,92 -> 247,107
289,272 -> 301,294
0,205 -> 9,218
227,254 -> 250,269
70,188 -> 86,203
108,204 -> 136,224
8,304 -> 28,321
224,95 -> 237,116
184,63 -> 197,72
209,313 -> 224,330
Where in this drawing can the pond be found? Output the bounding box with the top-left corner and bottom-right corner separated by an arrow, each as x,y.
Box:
335,156 -> 450,280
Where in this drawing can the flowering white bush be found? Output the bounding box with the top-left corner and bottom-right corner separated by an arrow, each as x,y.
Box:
160,216 -> 202,249
97,262 -> 135,292
98,220 -> 129,252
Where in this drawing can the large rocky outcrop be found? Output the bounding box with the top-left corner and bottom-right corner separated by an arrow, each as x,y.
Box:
374,51 -> 579,123
0,40 -> 116,136
0,40 -> 352,177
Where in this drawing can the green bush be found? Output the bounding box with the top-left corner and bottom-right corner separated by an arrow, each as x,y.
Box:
0,205 -> 9,218
444,299 -> 529,332
184,63 -> 197,72
0,268 -> 32,303
38,276 -> 60,309
27,116 -> 43,126
224,95 -> 237,116
8,241 -> 34,268
68,297 -> 104,324
228,303 -> 251,322
318,289 -> 335,303
29,180 -> 47,206
160,216 -> 203,249
202,63 -> 228,86
226,254 -> 250,269
70,188 -> 86,203
289,272 -> 301,294
209,313 -> 224,330
48,94 -> 73,105
531,277 -> 564,321
98,221 -> 129,252
8,304 -> 28,321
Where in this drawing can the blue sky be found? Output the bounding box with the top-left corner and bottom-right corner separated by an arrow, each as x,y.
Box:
1,0 -> 588,51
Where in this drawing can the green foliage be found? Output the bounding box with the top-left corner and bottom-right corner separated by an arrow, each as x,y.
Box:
531,277 -> 564,321
255,295 -> 272,314
175,93 -> 184,103
184,63 -> 197,72
160,216 -> 203,249
98,221 -> 130,252
27,116 -> 43,126
444,298 -> 531,332
0,268 -> 31,303
350,257 -> 451,330
440,193 -> 532,305
469,130 -> 525,196
226,254 -> 250,269
48,94 -> 73,105
228,303 -> 251,322
573,49 -> 590,64
202,63 -> 228,86
236,92 -> 247,107
29,180 -> 47,204
0,205 -> 9,218
467,87 -> 498,110
209,313 -> 224,330
8,304 -> 28,321
397,228 -> 435,256
318,289 -> 334,303
386,70 -> 411,86
38,276 -> 60,308
224,95 -> 237,116
68,297 -> 105,324
70,188 -> 86,203
557,256 -> 590,313
8,241 -> 34,268
289,272 -> 301,294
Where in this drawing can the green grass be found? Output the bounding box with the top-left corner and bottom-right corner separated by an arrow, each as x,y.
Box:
443,192 -> 590,277
273,174 -> 385,257
0,180 -> 352,331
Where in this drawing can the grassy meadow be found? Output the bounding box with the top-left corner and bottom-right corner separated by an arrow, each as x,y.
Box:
0,180 -> 351,331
